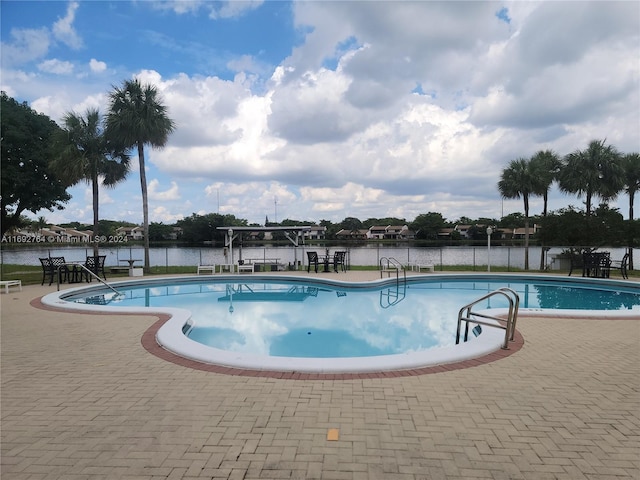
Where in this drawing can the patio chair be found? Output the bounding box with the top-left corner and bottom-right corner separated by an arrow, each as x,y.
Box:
84,255 -> 107,282
606,253 -> 629,279
582,252 -> 611,278
333,251 -> 347,272
40,257 -> 68,285
307,251 -> 319,273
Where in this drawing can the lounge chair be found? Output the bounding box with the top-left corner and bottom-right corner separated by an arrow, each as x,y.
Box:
307,252 -> 319,273
197,265 -> 216,274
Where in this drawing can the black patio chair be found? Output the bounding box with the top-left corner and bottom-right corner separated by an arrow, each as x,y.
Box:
84,255 -> 107,282
333,251 -> 347,272
582,252 -> 611,278
607,253 -> 629,279
40,257 -> 68,285
307,251 -> 319,273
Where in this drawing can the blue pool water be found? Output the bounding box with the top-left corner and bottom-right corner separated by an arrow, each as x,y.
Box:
62,275 -> 640,360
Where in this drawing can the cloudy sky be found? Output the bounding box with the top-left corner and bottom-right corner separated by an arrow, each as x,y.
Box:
2,1 -> 639,227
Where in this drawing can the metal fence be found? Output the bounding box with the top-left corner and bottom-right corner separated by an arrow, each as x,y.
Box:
1,244 -> 635,272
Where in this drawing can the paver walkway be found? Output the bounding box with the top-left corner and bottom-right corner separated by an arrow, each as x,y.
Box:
1,274 -> 639,479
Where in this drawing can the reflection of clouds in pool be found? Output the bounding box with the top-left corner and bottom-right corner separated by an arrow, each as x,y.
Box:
185,285 -> 464,357
79,281 -> 498,357
54,275 -> 640,373
193,305 -> 290,355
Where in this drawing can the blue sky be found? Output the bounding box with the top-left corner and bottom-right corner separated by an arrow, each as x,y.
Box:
2,1 -> 639,227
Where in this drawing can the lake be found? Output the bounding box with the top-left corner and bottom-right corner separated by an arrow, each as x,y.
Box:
0,244 -> 634,271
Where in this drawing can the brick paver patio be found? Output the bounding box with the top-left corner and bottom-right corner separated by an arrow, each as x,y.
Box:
2,273 -> 638,479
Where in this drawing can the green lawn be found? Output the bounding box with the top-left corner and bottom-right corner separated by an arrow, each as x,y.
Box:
1,263 -> 632,286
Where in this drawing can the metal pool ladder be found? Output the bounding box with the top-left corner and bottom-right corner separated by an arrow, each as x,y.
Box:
379,257 -> 406,283
456,287 -> 520,350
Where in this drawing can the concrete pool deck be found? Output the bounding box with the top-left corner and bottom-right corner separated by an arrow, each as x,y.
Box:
2,270 -> 639,479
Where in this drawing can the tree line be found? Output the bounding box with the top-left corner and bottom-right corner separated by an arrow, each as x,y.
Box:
498,142 -> 639,270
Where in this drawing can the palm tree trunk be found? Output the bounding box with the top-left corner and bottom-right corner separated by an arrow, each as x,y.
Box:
92,172 -> 99,257
629,193 -> 635,271
523,195 -> 530,270
539,192 -> 548,270
137,142 -> 150,273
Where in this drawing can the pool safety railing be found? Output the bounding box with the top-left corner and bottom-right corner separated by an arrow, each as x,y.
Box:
57,263 -> 124,299
456,287 -> 520,350
380,281 -> 406,308
379,257 -> 406,284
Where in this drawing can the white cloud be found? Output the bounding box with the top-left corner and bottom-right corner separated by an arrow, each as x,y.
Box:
8,1 -> 640,226
89,58 -> 107,73
208,0 -> 264,19
52,1 -> 82,49
37,58 -> 74,75
151,206 -> 184,223
1,28 -> 50,66
148,180 -> 181,201
150,0 -> 263,19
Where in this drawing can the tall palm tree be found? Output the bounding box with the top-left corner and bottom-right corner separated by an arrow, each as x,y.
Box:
498,157 -> 537,270
622,152 -> 640,270
558,140 -> 624,216
106,79 -> 175,272
530,150 -> 561,269
50,109 -> 129,255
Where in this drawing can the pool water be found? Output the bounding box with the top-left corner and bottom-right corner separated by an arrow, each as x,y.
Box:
65,276 -> 640,359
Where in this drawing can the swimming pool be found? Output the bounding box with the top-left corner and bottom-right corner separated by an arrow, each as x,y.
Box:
46,274 -> 639,373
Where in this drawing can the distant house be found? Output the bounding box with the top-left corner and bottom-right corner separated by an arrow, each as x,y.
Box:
438,227 -> 455,238
367,225 -> 413,240
512,225 -> 540,239
116,226 -> 144,240
336,229 -> 368,240
38,229 -> 61,241
367,226 -> 387,240
38,225 -> 92,242
385,225 -> 407,239
454,224 -> 472,239
303,225 -> 326,240
63,228 -> 92,242
495,228 -> 513,240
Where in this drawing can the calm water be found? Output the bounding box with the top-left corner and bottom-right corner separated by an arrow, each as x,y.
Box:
2,244 -> 635,270
65,276 -> 640,358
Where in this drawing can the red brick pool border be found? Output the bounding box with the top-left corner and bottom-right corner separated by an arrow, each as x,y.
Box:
33,295 -> 524,380
140,318 -> 525,380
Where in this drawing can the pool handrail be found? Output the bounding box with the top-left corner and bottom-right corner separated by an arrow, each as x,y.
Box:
379,257 -> 406,284
57,262 -> 123,298
456,287 -> 520,349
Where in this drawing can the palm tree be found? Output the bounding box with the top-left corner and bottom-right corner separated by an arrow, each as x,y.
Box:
530,150 -> 561,269
50,109 -> 129,255
35,216 -> 48,235
498,157 -> 537,270
621,152 -> 640,270
558,140 -> 624,216
106,79 -> 175,272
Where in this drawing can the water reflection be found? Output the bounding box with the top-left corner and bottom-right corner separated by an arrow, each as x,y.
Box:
174,282 -> 452,358
69,278 -> 640,359
535,284 -> 640,310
